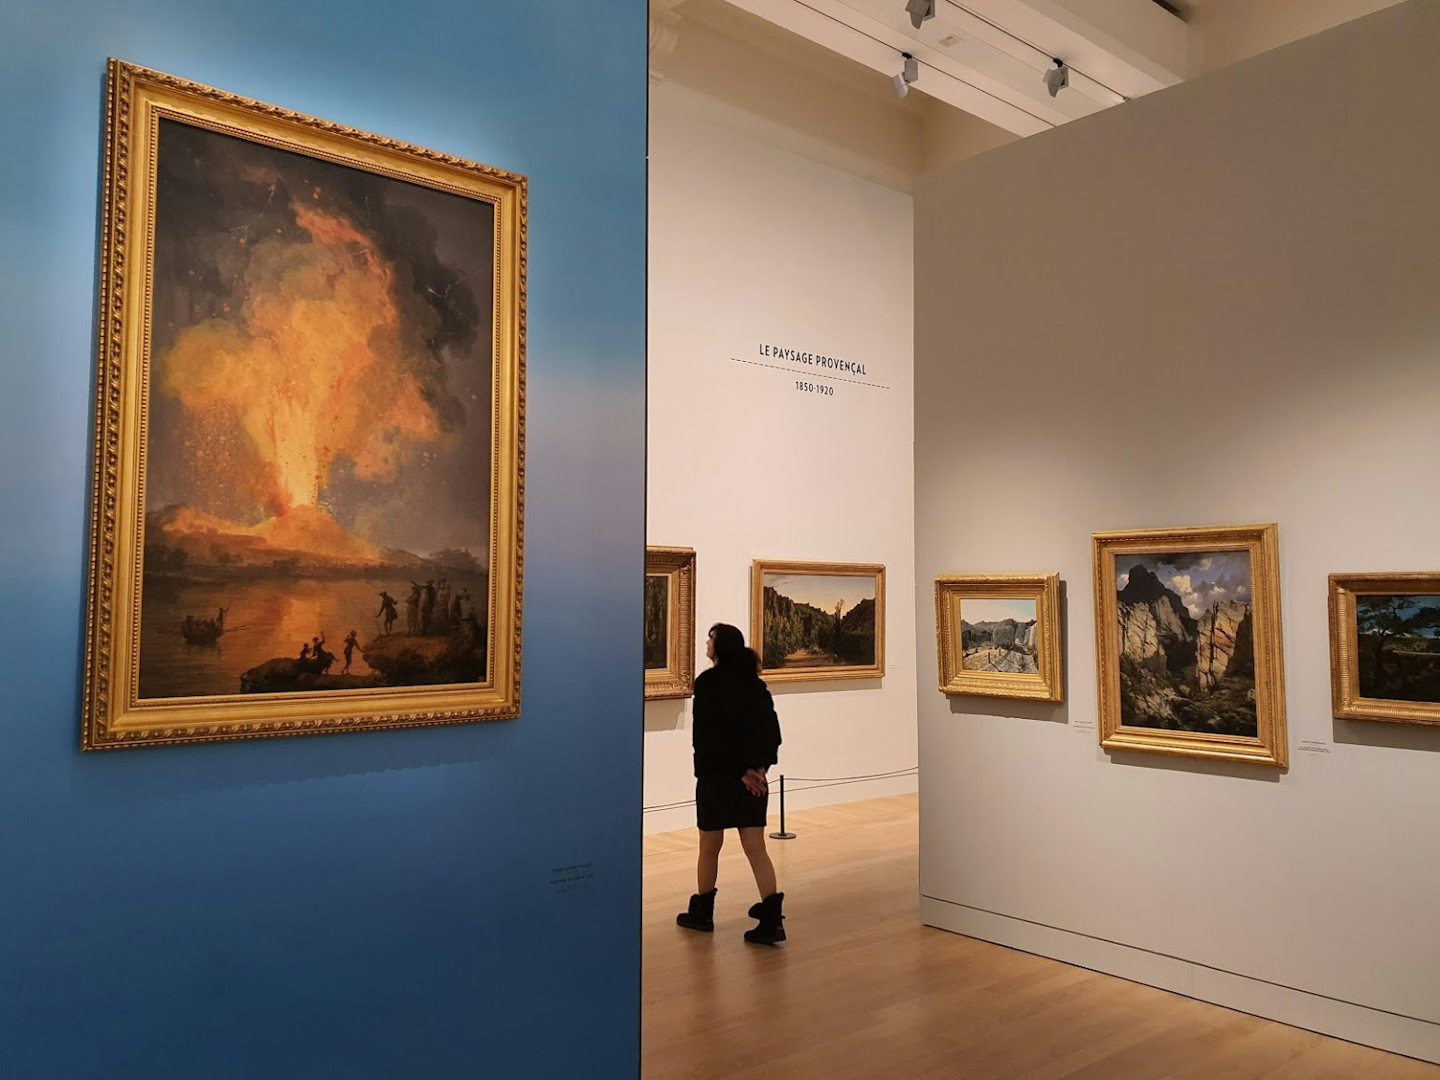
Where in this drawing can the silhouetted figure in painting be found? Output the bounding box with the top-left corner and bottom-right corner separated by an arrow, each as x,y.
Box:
437,580 -> 452,630
450,587 -> 470,627
343,630 -> 360,675
421,580 -> 437,634
311,634 -> 335,674
406,585 -> 421,634
376,591 -> 398,635
299,642 -> 312,662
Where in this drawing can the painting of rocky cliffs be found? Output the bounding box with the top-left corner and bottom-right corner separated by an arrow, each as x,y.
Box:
753,561 -> 885,683
961,598 -> 1040,675
1114,553 -> 1258,736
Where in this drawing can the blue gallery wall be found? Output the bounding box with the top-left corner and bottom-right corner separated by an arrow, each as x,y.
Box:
0,2 -> 645,1077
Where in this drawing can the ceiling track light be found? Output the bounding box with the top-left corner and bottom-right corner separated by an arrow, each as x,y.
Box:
892,52 -> 920,99
905,0 -> 936,30
1044,58 -> 1069,97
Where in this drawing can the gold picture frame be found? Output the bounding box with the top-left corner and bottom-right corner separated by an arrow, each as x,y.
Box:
1329,573 -> 1440,726
645,547 -> 696,701
82,61 -> 526,749
935,574 -> 1062,702
1093,525 -> 1286,766
751,560 -> 885,684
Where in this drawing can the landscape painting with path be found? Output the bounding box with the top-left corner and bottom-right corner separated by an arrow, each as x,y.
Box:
138,118 -> 497,700
760,572 -> 877,671
960,597 -> 1038,674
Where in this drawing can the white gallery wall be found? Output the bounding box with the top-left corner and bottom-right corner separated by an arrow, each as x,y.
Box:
645,23 -> 918,833
914,1 -> 1440,1063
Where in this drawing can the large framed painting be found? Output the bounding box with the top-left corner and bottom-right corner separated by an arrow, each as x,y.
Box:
935,574 -> 1062,702
1329,573 -> 1440,726
1092,525 -> 1287,766
752,560 -> 885,684
645,547 -> 696,701
82,61 -> 525,749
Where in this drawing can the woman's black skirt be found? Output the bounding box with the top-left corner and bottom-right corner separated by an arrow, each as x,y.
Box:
695,776 -> 769,831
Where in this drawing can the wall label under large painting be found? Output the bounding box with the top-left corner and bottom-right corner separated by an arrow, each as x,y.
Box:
82,60 -> 526,748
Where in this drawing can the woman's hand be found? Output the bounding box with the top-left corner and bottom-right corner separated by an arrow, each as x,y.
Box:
742,768 -> 769,797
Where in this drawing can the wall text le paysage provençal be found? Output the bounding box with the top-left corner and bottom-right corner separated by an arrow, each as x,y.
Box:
760,343 -> 867,377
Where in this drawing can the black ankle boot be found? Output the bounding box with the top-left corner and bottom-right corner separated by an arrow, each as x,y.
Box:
676,889 -> 716,932
744,892 -> 786,946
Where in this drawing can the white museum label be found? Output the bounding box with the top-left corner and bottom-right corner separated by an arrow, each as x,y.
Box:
1297,740 -> 1332,755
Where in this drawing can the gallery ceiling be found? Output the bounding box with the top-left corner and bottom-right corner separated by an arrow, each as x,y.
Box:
694,0 -> 1401,139
714,0 -> 1189,136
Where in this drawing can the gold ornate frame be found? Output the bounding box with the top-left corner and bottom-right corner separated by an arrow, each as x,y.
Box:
751,560 -> 885,684
1092,525 -> 1287,766
935,574 -> 1063,702
645,548 -> 696,701
1329,573 -> 1440,726
82,60 -> 526,749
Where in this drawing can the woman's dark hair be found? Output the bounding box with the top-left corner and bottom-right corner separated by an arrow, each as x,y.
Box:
709,622 -> 761,677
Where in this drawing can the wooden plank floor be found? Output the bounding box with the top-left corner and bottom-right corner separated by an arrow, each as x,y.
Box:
642,794 -> 1438,1080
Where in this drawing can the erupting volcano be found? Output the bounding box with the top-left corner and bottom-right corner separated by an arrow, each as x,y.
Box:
138,117 -> 496,700
159,198 -> 445,530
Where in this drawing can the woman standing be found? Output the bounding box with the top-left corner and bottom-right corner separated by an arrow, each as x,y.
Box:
676,623 -> 786,945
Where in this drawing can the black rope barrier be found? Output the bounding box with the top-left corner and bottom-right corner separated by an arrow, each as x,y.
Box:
643,767 -> 919,841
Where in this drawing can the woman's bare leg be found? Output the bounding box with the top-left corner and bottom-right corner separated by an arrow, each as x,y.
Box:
738,827 -> 777,898
697,829 -> 724,893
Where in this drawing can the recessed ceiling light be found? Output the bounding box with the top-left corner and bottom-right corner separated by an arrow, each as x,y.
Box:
939,34 -> 962,48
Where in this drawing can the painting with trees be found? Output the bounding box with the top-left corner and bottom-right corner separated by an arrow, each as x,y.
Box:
1329,574 -> 1440,726
752,561 -> 885,683
1355,596 -> 1440,702
645,548 -> 696,701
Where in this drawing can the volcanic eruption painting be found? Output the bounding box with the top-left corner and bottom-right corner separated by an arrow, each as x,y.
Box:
137,117 -> 500,700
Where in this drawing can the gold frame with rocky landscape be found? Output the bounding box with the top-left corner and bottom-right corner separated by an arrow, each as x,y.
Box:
1092,525 -> 1286,767
752,560 -> 885,684
935,574 -> 1062,702
82,61 -> 525,749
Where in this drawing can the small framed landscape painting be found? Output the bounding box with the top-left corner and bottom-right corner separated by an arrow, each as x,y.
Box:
1329,573 -> 1440,726
935,574 -> 1062,702
645,548 -> 696,701
82,62 -> 526,749
752,560 -> 885,684
1092,524 -> 1287,766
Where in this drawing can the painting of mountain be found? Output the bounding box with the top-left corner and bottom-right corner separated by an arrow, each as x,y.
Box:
1114,552 -> 1258,736
754,563 -> 884,681
961,597 -> 1039,674
1356,594 -> 1440,703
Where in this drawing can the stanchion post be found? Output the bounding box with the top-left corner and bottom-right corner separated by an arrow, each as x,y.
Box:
769,773 -> 796,840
